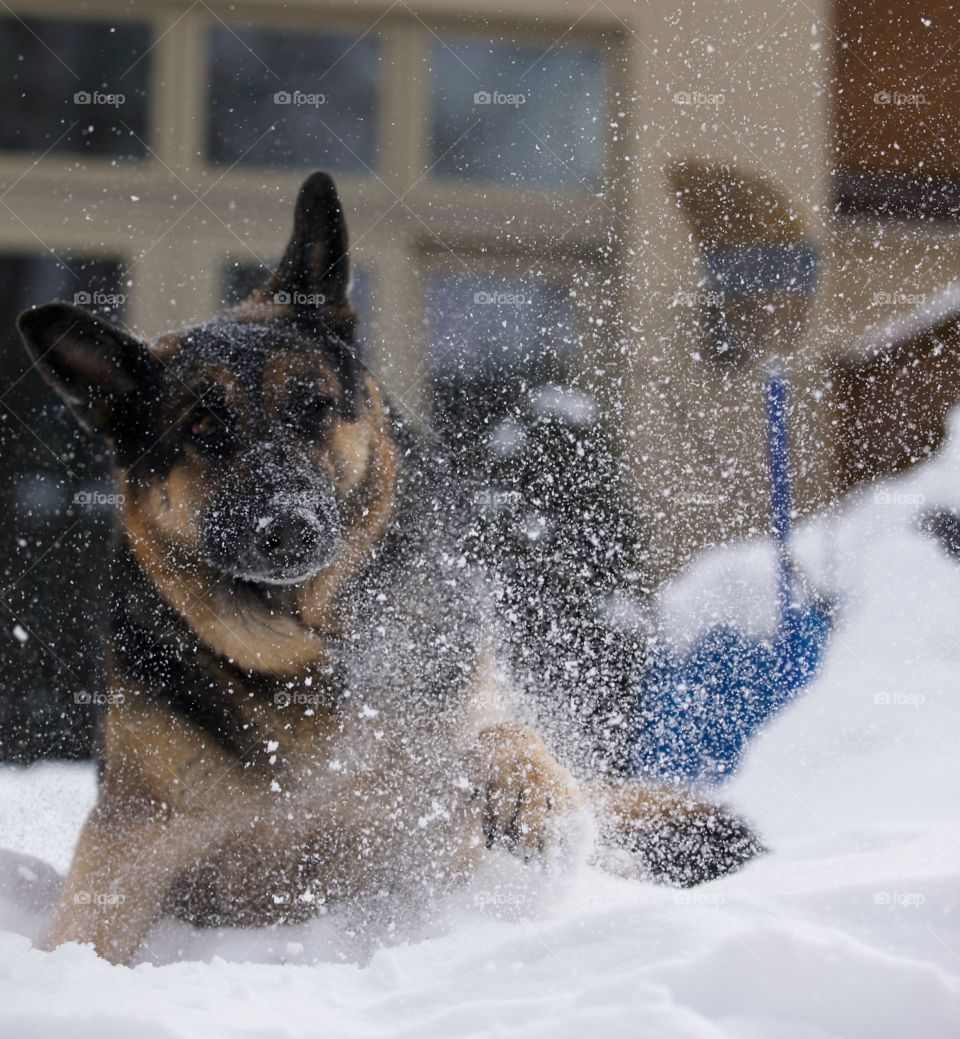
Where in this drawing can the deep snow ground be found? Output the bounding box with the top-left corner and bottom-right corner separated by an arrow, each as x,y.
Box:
3,425 -> 960,1036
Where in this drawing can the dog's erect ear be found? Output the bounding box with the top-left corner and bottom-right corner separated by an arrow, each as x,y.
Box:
273,171 -> 351,310
17,303 -> 157,435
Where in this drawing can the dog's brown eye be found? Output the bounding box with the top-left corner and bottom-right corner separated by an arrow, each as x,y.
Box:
191,413 -> 217,438
288,390 -> 335,438
188,408 -> 230,454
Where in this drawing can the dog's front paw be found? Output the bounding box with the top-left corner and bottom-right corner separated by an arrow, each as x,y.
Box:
588,781 -> 766,886
476,723 -> 584,862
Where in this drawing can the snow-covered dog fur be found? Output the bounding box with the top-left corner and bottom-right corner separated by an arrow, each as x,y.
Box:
18,172 -> 762,964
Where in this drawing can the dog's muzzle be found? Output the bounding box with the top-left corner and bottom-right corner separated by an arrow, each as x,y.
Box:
203,487 -> 343,585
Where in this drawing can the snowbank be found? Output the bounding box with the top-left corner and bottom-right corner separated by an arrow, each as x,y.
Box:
3,421 -> 960,1037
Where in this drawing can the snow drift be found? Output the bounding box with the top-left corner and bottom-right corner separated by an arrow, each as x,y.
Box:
3,417 -> 960,1037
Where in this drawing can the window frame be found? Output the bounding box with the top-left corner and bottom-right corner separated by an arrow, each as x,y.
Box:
0,0 -> 630,418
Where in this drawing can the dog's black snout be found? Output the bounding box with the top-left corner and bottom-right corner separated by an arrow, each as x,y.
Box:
254,511 -> 320,566
203,484 -> 343,585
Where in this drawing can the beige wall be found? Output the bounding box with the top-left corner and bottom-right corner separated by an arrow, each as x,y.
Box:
611,0 -> 835,582
607,0 -> 960,585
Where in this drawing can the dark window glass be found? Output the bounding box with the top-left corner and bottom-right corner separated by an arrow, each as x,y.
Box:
221,260 -> 376,350
425,272 -> 577,430
429,40 -> 605,186
222,260 -> 272,307
0,254 -> 125,761
0,16 -> 151,158
207,26 -> 380,171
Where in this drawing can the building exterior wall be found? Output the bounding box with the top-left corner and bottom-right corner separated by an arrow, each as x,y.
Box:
6,0 -> 951,592
615,0 -> 835,581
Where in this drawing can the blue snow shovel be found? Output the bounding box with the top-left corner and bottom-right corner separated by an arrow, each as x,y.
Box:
629,372 -> 834,785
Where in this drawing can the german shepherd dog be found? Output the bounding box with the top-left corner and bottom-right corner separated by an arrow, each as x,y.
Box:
18,173 -> 762,965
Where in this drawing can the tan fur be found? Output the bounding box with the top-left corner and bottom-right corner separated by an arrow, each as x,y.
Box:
261,351 -> 342,405
120,508 -> 324,674
588,780 -> 703,834
46,638 -> 585,962
116,369 -> 397,673
131,461 -> 206,551
476,722 -> 583,859
298,380 -> 398,630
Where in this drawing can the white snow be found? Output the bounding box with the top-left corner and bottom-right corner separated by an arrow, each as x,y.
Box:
3,420 -> 960,1036
529,383 -> 598,425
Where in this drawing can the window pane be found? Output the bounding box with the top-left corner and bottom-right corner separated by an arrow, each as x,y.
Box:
429,40 -> 605,186
207,26 -> 380,171
0,254 -> 125,761
221,260 -> 375,349
0,17 -> 151,158
425,272 -> 578,430
221,260 -> 272,307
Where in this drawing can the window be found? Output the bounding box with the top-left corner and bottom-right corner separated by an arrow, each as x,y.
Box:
0,7 -> 614,389
0,254 -> 125,760
429,40 -> 606,186
0,15 -> 151,158
425,271 -> 580,435
207,26 -> 381,171
221,261 -> 377,348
